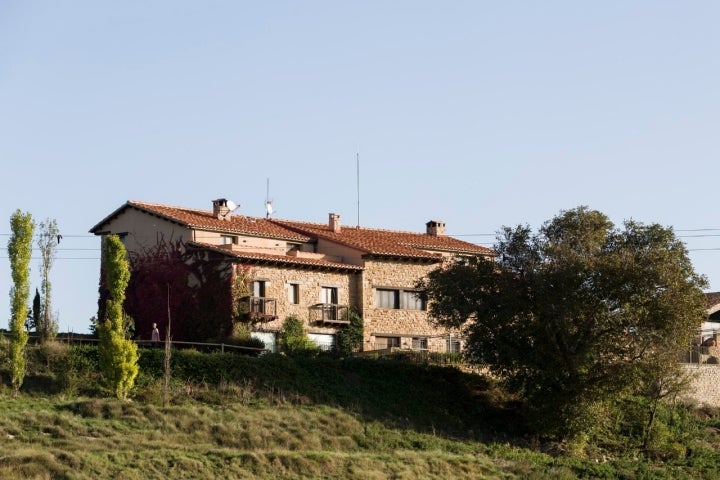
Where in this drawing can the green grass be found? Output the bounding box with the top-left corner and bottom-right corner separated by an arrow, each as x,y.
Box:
1,341 -> 720,479
0,395 -> 515,480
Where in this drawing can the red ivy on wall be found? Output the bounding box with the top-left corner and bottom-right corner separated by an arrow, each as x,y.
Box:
124,237 -> 237,343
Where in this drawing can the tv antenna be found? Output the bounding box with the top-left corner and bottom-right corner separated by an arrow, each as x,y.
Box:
265,178 -> 274,218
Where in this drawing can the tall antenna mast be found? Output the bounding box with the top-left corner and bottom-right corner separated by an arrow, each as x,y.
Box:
356,149 -> 360,228
265,178 -> 274,218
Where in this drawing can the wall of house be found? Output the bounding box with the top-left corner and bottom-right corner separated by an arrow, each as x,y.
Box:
99,209 -> 192,255
682,364 -> 720,406
360,258 -> 460,352
244,264 -> 359,337
195,229 -> 295,255
315,238 -> 365,265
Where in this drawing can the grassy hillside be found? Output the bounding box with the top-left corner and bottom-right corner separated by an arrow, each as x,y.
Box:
1,342 -> 720,479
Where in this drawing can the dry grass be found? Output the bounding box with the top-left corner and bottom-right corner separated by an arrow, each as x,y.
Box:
2,342 -> 720,479
0,395 -> 517,480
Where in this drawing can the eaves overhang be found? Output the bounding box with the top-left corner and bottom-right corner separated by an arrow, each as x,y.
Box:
187,241 -> 363,273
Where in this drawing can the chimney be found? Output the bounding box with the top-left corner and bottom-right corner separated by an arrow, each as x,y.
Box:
213,198 -> 231,220
329,213 -> 341,233
426,220 -> 446,236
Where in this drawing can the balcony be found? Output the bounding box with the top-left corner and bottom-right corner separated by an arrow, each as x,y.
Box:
309,303 -> 350,325
243,296 -> 278,322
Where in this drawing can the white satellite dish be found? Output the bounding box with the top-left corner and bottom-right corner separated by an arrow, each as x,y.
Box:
265,200 -> 274,217
226,200 -> 239,212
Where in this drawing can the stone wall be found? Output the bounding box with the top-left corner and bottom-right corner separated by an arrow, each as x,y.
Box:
244,264 -> 358,336
361,258 -> 461,352
244,257 -> 464,353
681,364 -> 720,406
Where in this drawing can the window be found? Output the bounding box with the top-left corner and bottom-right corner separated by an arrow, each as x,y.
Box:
221,235 -> 238,245
375,336 -> 400,349
375,289 -> 399,309
375,288 -> 425,310
252,281 -> 266,298
320,286 -> 338,304
287,283 -> 300,305
446,338 -> 461,353
251,332 -> 277,353
320,286 -> 339,320
308,333 -> 335,352
249,280 -> 269,314
412,337 -> 428,350
401,290 -> 425,311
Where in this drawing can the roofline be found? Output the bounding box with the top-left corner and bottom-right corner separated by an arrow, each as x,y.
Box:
270,219 -> 492,260
706,292 -> 720,315
90,201 -> 311,243
268,219 -> 373,253
362,253 -> 443,263
89,201 -> 190,234
187,242 -> 363,272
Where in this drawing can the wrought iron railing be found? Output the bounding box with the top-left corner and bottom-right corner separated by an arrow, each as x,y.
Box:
244,296 -> 278,322
309,303 -> 350,324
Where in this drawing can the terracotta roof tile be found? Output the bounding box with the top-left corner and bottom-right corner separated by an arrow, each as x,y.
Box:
91,200 -> 495,261
90,201 -> 311,242
707,292 -> 720,309
271,219 -> 495,259
188,241 -> 363,271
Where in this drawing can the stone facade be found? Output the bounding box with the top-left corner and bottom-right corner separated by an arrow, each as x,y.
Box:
360,258 -> 461,352
681,364 -> 720,406
241,263 -> 359,338
91,200 -> 492,353
239,257 -> 462,353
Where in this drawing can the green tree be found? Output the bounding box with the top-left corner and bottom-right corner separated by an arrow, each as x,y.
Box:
36,218 -> 60,342
27,288 -> 41,332
98,234 -> 139,399
336,309 -> 364,355
8,210 -> 34,393
418,206 -> 707,440
280,315 -> 318,356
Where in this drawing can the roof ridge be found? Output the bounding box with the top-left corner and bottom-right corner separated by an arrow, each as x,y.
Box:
274,218 -> 443,236
131,201 -> 326,225
129,200 -> 270,221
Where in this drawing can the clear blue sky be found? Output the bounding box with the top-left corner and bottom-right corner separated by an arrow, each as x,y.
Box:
1,2 -> 719,334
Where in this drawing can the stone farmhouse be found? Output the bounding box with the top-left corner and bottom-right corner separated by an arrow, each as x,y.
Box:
700,292 -> 720,345
90,198 -> 495,353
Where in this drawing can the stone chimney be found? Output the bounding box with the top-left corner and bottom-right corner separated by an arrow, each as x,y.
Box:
213,198 -> 231,220
329,213 -> 341,233
426,220 -> 446,236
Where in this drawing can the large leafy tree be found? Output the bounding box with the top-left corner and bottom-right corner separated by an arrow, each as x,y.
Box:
8,210 -> 34,393
98,234 -> 139,399
36,218 -> 60,342
419,207 -> 707,439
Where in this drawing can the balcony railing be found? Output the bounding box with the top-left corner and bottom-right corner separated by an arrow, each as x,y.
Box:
243,296 -> 278,322
309,303 -> 350,325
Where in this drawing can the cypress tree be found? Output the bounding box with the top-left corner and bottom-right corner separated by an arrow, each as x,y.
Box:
98,234 -> 139,399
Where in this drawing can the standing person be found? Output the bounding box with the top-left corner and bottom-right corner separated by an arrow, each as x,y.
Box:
151,323 -> 160,347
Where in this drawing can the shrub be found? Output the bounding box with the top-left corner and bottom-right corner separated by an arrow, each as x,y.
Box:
53,345 -> 102,395
223,323 -> 265,356
336,309 -> 363,356
225,336 -> 265,355
280,316 -> 318,357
